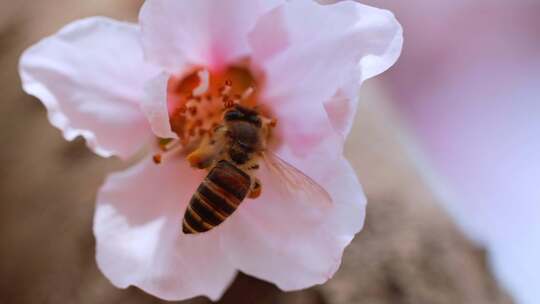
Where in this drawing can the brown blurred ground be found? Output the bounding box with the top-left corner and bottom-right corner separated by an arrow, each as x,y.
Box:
0,1 -> 513,304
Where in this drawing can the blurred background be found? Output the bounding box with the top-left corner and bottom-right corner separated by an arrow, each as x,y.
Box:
364,1 -> 540,304
1,0 -> 538,303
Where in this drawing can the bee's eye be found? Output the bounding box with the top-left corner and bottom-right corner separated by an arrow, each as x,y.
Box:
248,116 -> 262,127
224,110 -> 244,121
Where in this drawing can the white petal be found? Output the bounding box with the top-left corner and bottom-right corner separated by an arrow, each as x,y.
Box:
19,17 -> 159,159
351,2 -> 403,81
314,0 -> 403,81
139,0 -> 283,72
94,159 -> 236,301
222,144 -> 366,290
324,70 -> 362,139
251,0 -> 402,150
141,73 -> 178,139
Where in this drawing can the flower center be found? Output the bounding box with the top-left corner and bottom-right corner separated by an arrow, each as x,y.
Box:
168,67 -> 258,144
153,66 -> 272,165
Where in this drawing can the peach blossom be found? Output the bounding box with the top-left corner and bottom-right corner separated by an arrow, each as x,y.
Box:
19,0 -> 402,301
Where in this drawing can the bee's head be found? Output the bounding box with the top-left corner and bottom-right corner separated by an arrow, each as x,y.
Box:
224,105 -> 262,127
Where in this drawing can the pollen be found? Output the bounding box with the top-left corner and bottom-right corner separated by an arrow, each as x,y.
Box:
153,154 -> 162,164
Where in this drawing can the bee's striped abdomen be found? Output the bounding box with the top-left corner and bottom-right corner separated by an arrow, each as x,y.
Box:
183,160 -> 251,234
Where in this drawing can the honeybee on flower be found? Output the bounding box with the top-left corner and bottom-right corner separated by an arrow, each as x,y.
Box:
19,0 -> 402,301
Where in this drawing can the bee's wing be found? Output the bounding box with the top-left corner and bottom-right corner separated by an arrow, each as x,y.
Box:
262,152 -> 333,208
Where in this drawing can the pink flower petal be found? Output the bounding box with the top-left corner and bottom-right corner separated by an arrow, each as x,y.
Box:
19,17 -> 159,159
350,3 -> 403,82
251,0 -> 403,150
94,159 -> 236,301
222,142 -> 366,290
140,73 -> 178,139
323,70 -> 362,140
139,0 -> 283,72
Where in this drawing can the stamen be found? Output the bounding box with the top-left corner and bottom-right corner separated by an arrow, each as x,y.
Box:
222,95 -> 234,108
158,138 -> 173,151
163,67 -> 265,166
188,106 -> 198,116
153,139 -> 183,165
219,81 -> 232,95
159,138 -> 180,151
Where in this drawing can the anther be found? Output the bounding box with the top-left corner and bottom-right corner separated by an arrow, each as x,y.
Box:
188,106 -> 198,116
220,80 -> 232,95
153,139 -> 183,165
158,138 -> 173,151
270,118 -> 278,128
222,95 -> 234,108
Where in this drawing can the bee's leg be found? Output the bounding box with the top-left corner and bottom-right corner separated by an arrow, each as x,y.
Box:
187,149 -> 214,169
248,178 -> 262,199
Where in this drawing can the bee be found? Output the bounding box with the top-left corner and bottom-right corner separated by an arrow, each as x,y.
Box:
182,104 -> 332,234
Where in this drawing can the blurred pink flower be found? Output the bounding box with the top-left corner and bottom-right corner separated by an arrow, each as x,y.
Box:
365,1 -> 540,303
19,0 -> 402,301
